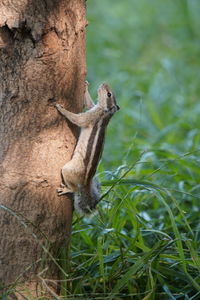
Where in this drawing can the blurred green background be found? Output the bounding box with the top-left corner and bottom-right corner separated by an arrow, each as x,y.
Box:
66,1 -> 200,299
87,0 -> 200,168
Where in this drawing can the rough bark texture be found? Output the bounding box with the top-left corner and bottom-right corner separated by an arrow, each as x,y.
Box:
0,0 -> 86,297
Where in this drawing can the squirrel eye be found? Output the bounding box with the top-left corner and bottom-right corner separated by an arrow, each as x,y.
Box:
107,92 -> 112,97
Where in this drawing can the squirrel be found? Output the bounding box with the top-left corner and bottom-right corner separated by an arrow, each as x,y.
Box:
55,82 -> 119,214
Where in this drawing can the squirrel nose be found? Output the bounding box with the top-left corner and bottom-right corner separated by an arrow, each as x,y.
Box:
116,105 -> 120,111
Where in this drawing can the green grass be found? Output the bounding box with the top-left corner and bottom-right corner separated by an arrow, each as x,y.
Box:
62,0 -> 200,299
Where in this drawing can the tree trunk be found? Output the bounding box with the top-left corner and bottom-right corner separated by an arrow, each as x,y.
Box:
0,0 -> 86,297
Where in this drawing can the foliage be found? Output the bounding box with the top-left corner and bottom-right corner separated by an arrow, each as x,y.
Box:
63,0 -> 200,299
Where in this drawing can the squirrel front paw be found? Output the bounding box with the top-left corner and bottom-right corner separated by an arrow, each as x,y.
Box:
55,103 -> 63,111
85,80 -> 89,88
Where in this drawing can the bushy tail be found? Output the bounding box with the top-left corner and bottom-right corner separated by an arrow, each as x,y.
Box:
74,178 -> 101,215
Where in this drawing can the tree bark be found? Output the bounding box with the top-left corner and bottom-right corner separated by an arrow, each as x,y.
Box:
0,0 -> 86,297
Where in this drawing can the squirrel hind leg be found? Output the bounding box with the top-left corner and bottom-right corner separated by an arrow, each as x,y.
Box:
57,185 -> 73,195
61,163 -> 79,191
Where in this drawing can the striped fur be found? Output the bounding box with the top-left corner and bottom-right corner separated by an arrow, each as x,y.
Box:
56,83 -> 119,214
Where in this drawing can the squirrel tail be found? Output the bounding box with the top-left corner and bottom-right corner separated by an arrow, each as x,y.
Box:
74,178 -> 101,215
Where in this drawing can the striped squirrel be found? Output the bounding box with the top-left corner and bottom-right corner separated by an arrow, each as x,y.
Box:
55,82 -> 119,214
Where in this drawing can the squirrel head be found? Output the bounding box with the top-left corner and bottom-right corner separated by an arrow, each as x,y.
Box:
97,83 -> 120,114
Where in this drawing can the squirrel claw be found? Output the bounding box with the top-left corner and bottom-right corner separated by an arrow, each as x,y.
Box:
57,186 -> 73,196
55,103 -> 63,110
